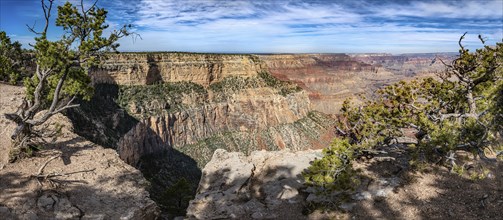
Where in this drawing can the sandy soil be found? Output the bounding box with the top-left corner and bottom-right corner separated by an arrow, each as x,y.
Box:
310,153 -> 502,220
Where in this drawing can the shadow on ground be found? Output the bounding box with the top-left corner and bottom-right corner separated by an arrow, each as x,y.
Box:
0,168 -> 158,219
350,155 -> 502,220
187,145 -> 502,220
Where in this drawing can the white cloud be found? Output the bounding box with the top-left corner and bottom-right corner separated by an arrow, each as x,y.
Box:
110,0 -> 503,53
375,0 -> 503,19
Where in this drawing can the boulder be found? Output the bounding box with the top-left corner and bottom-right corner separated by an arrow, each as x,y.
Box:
186,149 -> 320,219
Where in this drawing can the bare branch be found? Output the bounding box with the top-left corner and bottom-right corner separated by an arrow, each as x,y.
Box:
40,0 -> 54,35
85,0 -> 99,14
26,22 -> 42,35
458,32 -> 468,53
24,65 -> 49,119
26,95 -> 79,126
36,155 -> 60,176
48,69 -> 69,113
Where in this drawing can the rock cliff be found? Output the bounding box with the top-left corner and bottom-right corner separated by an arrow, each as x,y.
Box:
113,75 -> 333,166
75,52 -> 454,166
259,54 -> 391,113
349,53 -> 453,76
71,60 -> 335,217
91,53 -> 264,86
259,53 -> 454,114
90,52 -> 451,116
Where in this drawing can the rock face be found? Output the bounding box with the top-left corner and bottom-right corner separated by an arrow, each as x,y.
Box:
137,88 -> 311,148
259,53 -> 454,114
349,53 -> 452,76
120,88 -> 335,167
186,149 -> 321,219
78,53 -> 335,167
83,53 -> 452,164
77,52 -> 450,166
91,53 -> 264,86
90,52 -> 451,115
117,119 -> 166,165
74,68 -> 335,167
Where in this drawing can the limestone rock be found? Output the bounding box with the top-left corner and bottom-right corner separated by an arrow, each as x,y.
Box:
0,206 -> 13,220
91,53 -> 265,86
186,149 -> 320,219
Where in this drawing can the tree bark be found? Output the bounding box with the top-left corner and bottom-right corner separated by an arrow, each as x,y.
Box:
466,88 -> 477,116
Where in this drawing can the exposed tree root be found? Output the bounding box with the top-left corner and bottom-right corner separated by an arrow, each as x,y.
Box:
31,155 -> 96,188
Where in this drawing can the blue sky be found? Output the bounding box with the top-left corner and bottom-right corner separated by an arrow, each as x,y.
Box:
0,0 -> 502,53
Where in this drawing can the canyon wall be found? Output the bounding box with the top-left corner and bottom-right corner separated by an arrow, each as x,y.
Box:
91,53 -> 264,86
259,54 -> 394,113
260,53 -> 453,113
115,81 -> 333,167
79,53 -> 337,167
349,53 -> 452,76
82,52 -> 452,167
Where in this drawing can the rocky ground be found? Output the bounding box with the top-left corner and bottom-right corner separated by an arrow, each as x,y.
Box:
0,84 -> 159,219
187,147 -> 502,220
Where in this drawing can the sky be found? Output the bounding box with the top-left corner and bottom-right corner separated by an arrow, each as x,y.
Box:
0,0 -> 502,53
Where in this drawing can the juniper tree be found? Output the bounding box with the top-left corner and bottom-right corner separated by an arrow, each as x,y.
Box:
0,31 -> 25,84
304,34 -> 502,192
4,0 -> 132,161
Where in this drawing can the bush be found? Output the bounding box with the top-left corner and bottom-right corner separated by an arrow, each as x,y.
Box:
0,31 -> 28,84
159,178 -> 194,216
303,138 -> 359,192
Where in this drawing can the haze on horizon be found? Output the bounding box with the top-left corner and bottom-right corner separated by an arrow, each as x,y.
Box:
0,0 -> 502,54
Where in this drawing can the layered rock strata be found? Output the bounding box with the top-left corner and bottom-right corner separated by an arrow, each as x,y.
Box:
260,53 -> 453,114
83,52 -> 451,165
115,82 -> 334,166
91,53 -> 264,86
90,52 -> 452,115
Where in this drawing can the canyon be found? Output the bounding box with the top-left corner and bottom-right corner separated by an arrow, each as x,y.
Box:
260,53 -> 451,113
82,52 -> 452,168
1,52 -> 454,218
80,52 -> 451,216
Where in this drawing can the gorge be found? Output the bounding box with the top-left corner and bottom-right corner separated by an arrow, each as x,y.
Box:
0,52 -> 455,219
68,52 -> 452,217
80,52 -> 450,167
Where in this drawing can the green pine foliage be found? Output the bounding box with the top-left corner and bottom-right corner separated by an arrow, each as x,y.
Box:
5,0 -> 132,161
117,81 -> 207,117
159,178 -> 194,216
209,71 -> 302,101
304,35 -> 502,192
303,138 -> 359,191
0,31 -> 26,84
